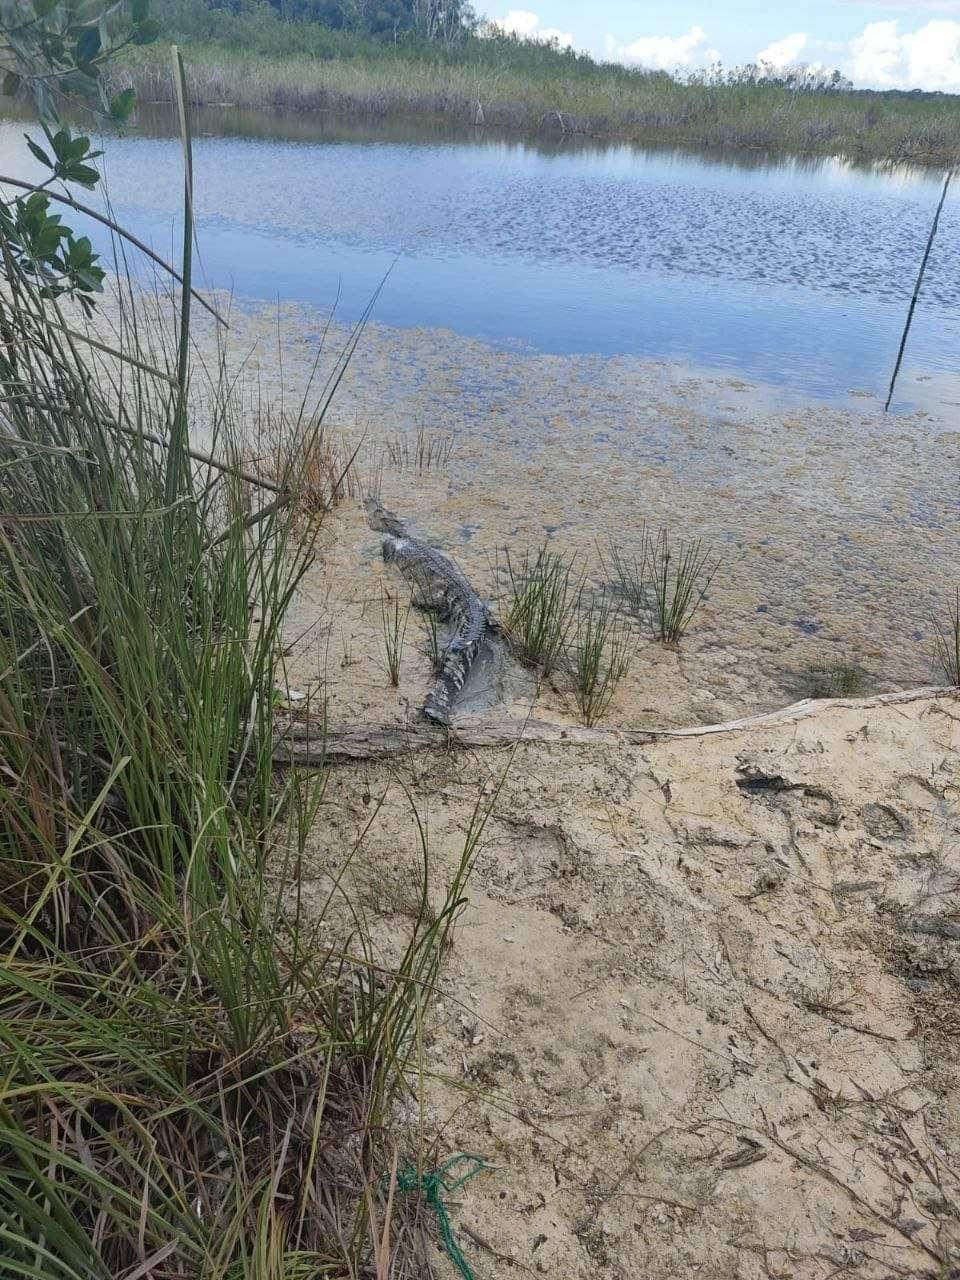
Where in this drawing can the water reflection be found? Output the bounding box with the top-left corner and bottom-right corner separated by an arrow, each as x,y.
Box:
135,103 -> 943,182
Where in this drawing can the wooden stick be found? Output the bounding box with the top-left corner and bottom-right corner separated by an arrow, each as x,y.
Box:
115,422 -> 286,494
884,170 -> 952,413
274,686 -> 954,764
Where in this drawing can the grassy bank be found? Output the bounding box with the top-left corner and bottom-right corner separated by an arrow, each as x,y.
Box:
108,8 -> 960,163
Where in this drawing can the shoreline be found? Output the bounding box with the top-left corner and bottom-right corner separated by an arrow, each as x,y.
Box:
111,46 -> 960,169
199,302 -> 960,730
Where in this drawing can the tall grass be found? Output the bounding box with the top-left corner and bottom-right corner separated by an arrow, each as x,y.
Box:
111,22 -> 960,163
502,543 -> 581,676
0,65 -> 479,1275
603,529 -> 720,646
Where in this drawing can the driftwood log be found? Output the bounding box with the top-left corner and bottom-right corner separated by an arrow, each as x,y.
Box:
274,687 -> 955,765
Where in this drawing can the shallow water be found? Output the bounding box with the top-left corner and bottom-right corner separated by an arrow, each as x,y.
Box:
1,107 -> 958,412
204,302 -> 959,719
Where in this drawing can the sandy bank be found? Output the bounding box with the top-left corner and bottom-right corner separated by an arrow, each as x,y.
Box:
298,684 -> 960,1278
216,294 -> 960,1275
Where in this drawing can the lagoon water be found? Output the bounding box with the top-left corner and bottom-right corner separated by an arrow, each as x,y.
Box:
0,107 -> 958,413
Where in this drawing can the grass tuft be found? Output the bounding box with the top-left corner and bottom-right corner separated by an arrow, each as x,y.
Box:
502,543 -> 581,676
385,421 -> 455,473
420,603 -> 446,672
935,588 -> 960,686
380,586 -> 410,686
264,415 -> 360,516
570,593 -> 634,727
805,657 -> 867,700
601,535 -> 650,622
646,528 -> 721,646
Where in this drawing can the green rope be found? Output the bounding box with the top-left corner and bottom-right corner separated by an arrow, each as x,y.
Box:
388,1153 -> 488,1280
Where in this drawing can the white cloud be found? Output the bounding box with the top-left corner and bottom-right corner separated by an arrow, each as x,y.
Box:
609,24 -> 713,70
849,18 -> 960,89
499,9 -> 538,37
492,9 -> 574,48
757,32 -> 808,68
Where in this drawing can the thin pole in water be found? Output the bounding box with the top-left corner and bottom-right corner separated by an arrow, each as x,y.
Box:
884,170 -> 952,413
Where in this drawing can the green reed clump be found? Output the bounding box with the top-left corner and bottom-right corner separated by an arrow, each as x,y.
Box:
502,543 -> 581,676
647,528 -> 721,646
380,587 -> 410,685
935,588 -> 960,686
570,593 -> 634,727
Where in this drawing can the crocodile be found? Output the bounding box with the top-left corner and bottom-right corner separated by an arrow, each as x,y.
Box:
365,498 -> 490,725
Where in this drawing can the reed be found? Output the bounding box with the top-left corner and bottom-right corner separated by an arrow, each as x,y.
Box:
258,411 -> 359,515
111,29 -> 960,164
380,586 -> 410,685
0,57 -> 478,1275
600,534 -> 651,622
646,528 -> 721,646
385,421 -> 455,472
502,543 -> 581,676
934,588 -> 960,686
570,592 -> 633,727
421,603 -> 446,671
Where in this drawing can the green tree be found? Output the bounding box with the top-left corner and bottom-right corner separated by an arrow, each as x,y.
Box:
0,0 -> 159,309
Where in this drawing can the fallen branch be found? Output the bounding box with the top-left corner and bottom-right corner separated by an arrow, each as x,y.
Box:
273,686 -> 954,764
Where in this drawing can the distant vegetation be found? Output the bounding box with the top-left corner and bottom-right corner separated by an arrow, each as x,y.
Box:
107,0 -> 960,162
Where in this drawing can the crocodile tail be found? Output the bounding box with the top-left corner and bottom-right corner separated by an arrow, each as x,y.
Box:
423,637 -> 479,725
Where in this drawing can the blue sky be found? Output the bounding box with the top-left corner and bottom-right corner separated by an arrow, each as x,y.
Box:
485,2 -> 960,90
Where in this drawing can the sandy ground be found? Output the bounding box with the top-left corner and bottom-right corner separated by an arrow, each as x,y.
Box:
301,688 -> 960,1280
278,485 -> 960,1280
217,300 -> 960,1276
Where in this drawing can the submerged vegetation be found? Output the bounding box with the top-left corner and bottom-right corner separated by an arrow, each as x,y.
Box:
104,0 -> 960,162
804,657 -> 868,701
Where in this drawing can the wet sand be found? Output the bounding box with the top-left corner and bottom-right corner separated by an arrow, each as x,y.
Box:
205,300 -> 959,730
